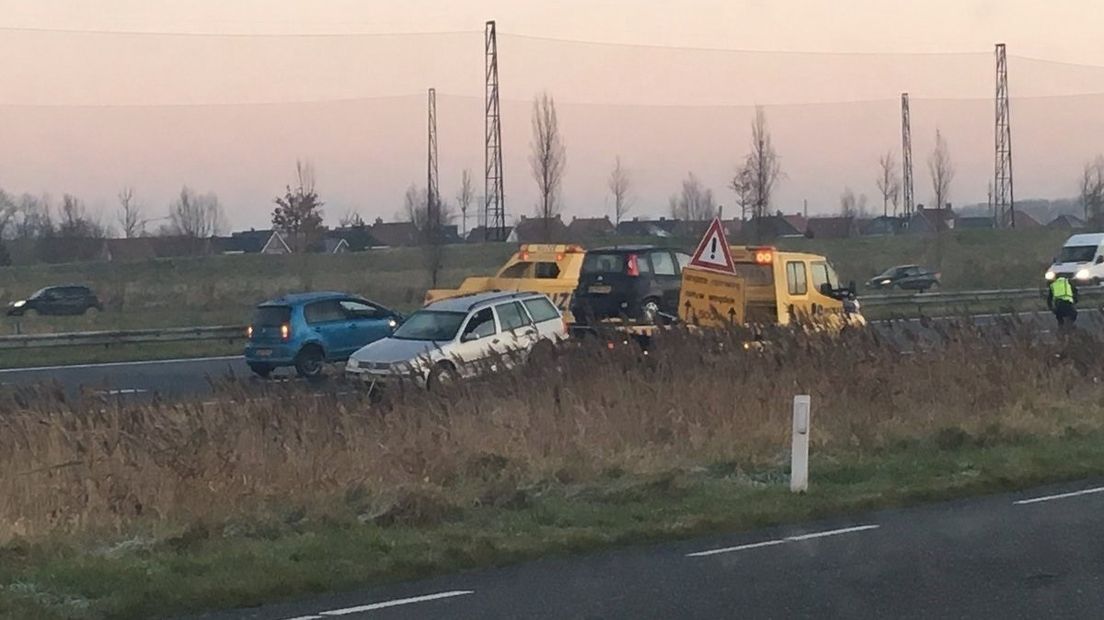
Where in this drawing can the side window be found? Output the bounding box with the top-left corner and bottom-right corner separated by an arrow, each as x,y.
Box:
496,301 -> 530,331
786,261 -> 808,295
635,254 -> 652,274
650,251 -> 677,276
675,252 -> 691,271
810,262 -> 831,292
523,297 -> 560,323
461,308 -> 497,340
499,262 -> 531,278
304,300 -> 346,324
340,300 -> 380,319
534,262 -> 561,279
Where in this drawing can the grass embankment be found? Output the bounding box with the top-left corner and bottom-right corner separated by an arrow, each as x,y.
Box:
2,320 -> 1103,618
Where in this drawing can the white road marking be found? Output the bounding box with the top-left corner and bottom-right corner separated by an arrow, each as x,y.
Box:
317,590 -> 475,615
0,355 -> 241,374
1014,486 -> 1104,505
687,524 -> 880,558
99,388 -> 148,396
280,616 -> 323,620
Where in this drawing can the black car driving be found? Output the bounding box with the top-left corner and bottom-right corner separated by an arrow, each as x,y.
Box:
571,246 -> 691,325
7,285 -> 104,316
866,265 -> 941,292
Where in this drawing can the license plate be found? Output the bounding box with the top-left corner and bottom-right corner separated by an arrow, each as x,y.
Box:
588,285 -> 612,294
254,349 -> 272,357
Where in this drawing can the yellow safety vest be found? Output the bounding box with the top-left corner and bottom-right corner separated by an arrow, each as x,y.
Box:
1051,277 -> 1074,303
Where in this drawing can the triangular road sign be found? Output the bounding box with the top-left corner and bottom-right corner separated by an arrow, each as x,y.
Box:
688,217 -> 736,274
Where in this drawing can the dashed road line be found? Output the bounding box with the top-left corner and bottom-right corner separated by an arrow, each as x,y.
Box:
1014,486 -> 1104,505
277,590 -> 475,619
687,524 -> 880,558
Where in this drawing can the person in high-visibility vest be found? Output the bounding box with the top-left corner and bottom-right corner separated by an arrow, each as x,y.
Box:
1047,275 -> 1079,328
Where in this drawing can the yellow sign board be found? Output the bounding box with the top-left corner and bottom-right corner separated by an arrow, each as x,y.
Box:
678,266 -> 745,328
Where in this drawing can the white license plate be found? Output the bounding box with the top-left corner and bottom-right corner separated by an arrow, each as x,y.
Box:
254,349 -> 273,357
588,285 -> 612,294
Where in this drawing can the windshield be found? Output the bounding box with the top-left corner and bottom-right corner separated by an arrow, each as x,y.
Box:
876,266 -> 904,278
581,252 -> 627,274
392,310 -> 466,341
733,264 -> 774,286
252,306 -> 290,327
1058,245 -> 1097,263
28,288 -> 49,300
811,261 -> 840,291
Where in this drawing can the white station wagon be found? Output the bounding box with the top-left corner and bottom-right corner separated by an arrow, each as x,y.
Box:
346,291 -> 567,389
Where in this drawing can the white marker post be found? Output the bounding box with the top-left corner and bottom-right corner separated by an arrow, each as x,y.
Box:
790,395 -> 811,493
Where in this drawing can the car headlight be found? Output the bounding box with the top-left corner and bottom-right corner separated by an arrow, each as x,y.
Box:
880,279 -> 891,285
346,358 -> 359,370
1044,271 -> 1056,281
12,300 -> 25,308
1076,269 -> 1091,281
388,318 -> 398,329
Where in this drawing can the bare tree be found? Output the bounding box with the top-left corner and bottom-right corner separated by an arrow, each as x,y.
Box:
743,107 -> 784,242
529,91 -> 566,240
404,183 -> 456,286
116,186 -> 143,238
56,194 -> 105,239
0,189 -> 18,240
1081,155 -> 1104,227
927,129 -> 955,212
838,187 -> 869,218
455,168 -> 474,238
875,151 -> 902,217
729,163 -> 754,221
272,160 -> 324,252
13,194 -> 51,239
608,156 -> 633,226
338,209 -> 365,228
169,186 -> 226,238
669,173 -> 717,221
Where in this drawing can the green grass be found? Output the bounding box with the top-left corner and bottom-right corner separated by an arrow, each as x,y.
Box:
3,428 -> 1103,620
0,341 -> 242,370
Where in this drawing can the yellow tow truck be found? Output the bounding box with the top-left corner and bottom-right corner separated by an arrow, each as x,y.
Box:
424,243 -> 587,316
679,245 -> 864,329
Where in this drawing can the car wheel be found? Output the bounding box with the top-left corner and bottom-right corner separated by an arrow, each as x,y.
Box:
294,345 -> 325,379
248,363 -> 274,379
528,339 -> 556,365
426,362 -> 458,392
84,305 -> 100,316
640,298 -> 661,324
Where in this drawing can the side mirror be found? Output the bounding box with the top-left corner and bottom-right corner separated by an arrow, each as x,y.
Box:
461,331 -> 479,343
848,280 -> 857,295
819,282 -> 832,296
1095,256 -> 1103,265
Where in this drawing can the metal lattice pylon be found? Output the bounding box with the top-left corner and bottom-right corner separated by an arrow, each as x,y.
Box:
483,20 -> 506,241
900,92 -> 914,220
427,88 -> 439,233
994,43 -> 1015,228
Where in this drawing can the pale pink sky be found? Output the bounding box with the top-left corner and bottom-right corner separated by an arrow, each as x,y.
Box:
1,0 -> 1103,230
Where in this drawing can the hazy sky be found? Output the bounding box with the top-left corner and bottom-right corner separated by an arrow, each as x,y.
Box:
2,0 -> 1103,231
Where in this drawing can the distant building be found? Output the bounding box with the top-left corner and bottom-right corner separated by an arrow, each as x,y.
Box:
909,204 -> 957,233
860,216 -> 907,236
508,215 -> 569,243
1048,214 -> 1087,230
955,216 -> 996,230
567,216 -> 616,242
465,225 -> 514,243
369,219 -> 420,247
615,217 -> 679,238
806,216 -> 859,239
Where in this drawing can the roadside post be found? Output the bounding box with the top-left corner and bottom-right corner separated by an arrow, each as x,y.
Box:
790,395 -> 811,493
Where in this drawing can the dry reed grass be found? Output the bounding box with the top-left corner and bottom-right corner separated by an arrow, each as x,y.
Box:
2,316 -> 1102,544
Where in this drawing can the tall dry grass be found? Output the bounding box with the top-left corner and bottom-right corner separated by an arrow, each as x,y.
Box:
2,316 -> 1103,542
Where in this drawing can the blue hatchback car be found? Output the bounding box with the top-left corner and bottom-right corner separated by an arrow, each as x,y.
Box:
244,292 -> 402,379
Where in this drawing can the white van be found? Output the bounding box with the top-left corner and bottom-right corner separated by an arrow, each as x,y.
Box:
1045,233 -> 1104,284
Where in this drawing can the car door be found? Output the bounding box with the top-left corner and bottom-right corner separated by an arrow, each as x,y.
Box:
494,301 -> 537,362
451,307 -> 499,375
303,300 -> 351,359
339,299 -> 392,349
647,250 -> 685,316
784,260 -> 811,322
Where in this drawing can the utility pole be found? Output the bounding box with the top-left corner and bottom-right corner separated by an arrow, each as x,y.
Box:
994,43 -> 1015,229
900,93 -> 914,222
427,88 -> 439,237
483,20 -> 506,241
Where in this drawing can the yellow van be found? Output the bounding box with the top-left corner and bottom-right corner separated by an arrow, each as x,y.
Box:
424,244 -> 587,316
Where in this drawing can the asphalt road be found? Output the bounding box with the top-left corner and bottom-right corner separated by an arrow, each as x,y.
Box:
0,310 -> 1090,398
193,479 -> 1104,619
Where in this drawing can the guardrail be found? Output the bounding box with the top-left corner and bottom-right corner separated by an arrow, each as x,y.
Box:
0,287 -> 1099,350
0,325 -> 246,350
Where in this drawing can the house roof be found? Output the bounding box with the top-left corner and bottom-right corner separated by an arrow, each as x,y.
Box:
1048,214 -> 1087,229
370,221 -> 420,247
806,216 -> 857,239
567,216 -> 615,239
747,214 -> 802,239
782,214 -> 808,234
955,216 -> 996,230
615,219 -> 675,238
511,215 -> 569,243
1010,210 -> 1041,228
465,226 -> 514,242
910,206 -> 957,232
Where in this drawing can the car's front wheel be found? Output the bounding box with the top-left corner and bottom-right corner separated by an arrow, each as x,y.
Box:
426,361 -> 458,392
248,363 -> 273,379
294,345 -> 325,379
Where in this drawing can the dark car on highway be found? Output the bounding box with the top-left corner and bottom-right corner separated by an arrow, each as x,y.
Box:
7,285 -> 104,316
571,246 -> 691,325
244,292 -> 403,379
866,264 -> 941,292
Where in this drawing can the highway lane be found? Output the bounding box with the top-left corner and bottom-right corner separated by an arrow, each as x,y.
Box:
0,309 -> 1091,399
195,478 -> 1104,619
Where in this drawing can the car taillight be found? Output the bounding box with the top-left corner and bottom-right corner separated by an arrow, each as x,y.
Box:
246,325 -> 253,339
280,324 -> 290,340
626,254 -> 640,277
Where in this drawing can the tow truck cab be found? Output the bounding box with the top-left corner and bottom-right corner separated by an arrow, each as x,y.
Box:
679,246 -> 862,328
424,244 -> 586,316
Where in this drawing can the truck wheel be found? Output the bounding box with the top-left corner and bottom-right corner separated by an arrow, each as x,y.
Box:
640,298 -> 661,324
294,345 -> 325,379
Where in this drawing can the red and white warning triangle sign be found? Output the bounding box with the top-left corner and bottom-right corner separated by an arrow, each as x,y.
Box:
688,217 -> 736,274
